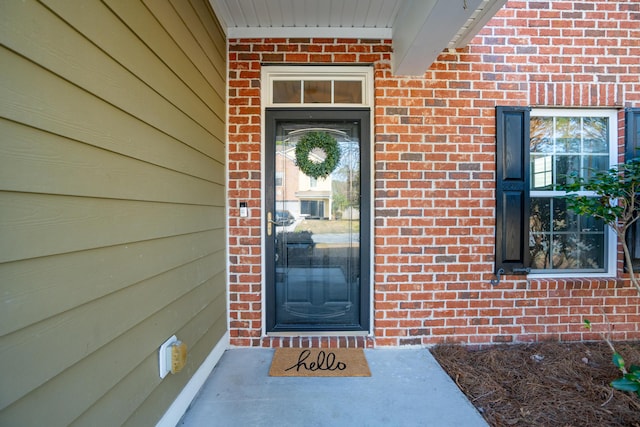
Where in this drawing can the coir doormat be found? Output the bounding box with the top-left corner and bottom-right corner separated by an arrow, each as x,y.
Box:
269,348 -> 371,377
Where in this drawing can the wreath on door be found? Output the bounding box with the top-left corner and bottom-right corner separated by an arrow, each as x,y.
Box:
295,132 -> 341,179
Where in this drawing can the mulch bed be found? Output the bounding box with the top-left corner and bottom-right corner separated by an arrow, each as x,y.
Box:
431,341 -> 640,427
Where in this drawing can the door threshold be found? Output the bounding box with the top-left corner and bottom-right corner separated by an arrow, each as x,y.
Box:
266,331 -> 371,337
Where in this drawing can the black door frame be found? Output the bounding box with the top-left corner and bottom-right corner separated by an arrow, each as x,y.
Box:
265,108 -> 371,333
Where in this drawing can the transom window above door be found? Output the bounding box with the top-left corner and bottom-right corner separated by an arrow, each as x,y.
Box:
263,66 -> 373,108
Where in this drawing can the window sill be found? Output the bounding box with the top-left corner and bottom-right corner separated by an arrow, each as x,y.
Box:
527,272 -> 615,280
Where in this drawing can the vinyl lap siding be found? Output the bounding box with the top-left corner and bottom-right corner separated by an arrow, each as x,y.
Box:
0,0 -> 227,425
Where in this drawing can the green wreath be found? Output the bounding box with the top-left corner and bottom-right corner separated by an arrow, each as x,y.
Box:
295,132 -> 341,179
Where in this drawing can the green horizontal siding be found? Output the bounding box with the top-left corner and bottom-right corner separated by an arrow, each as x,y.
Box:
0,0 -> 227,425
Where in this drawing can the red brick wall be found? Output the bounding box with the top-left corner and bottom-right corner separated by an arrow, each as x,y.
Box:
227,0 -> 640,348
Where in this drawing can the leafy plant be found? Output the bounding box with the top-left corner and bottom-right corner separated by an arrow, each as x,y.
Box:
584,319 -> 640,397
568,160 -> 640,398
559,158 -> 640,293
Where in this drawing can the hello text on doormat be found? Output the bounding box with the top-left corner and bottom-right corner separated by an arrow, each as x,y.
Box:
269,348 -> 371,377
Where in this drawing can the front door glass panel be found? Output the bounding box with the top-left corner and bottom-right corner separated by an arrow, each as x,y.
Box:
266,110 -> 369,332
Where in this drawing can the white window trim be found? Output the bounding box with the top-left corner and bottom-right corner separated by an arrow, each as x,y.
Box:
263,65 -> 374,108
529,108 -> 618,279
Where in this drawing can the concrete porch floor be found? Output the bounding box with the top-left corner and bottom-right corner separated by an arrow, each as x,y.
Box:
178,348 -> 488,427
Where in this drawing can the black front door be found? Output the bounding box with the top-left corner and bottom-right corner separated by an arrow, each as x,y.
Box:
265,109 -> 370,332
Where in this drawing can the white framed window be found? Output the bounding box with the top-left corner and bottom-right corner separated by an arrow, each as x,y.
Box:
529,109 -> 618,276
263,66 -> 374,108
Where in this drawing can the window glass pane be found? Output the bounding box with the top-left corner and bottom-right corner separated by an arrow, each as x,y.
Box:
531,154 -> 553,190
584,155 -> 609,182
531,117 -> 554,153
555,117 -> 581,153
555,155 -> 580,186
530,197 -> 606,271
552,198 -> 577,232
273,80 -> 301,103
583,118 -> 608,153
304,81 -> 331,103
550,233 -> 604,269
529,111 -> 613,273
530,198 -> 551,269
578,234 -> 605,268
582,212 -> 605,232
334,81 -> 362,103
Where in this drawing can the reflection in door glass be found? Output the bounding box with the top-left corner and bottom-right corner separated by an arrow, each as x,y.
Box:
274,120 -> 361,326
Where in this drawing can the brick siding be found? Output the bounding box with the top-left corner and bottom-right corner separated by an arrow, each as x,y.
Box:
227,0 -> 640,347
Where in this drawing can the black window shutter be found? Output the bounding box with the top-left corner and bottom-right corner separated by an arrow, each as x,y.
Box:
495,106 -> 531,275
625,108 -> 640,272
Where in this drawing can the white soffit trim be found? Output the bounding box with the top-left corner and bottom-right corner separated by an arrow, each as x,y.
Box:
392,0 -> 507,76
450,0 -> 509,48
209,0 -> 508,76
226,26 -> 392,40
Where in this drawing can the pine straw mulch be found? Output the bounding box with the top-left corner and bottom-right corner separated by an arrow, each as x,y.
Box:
430,341 -> 640,427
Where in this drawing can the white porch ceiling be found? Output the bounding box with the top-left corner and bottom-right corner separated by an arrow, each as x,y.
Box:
208,0 -> 507,76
